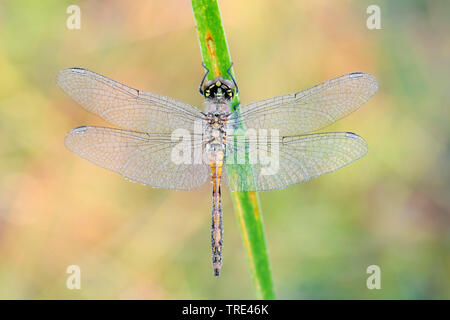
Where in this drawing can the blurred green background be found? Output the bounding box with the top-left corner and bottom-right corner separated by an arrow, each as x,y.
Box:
0,0 -> 449,299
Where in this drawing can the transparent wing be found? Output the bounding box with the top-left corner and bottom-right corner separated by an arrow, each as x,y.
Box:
57,68 -> 205,132
229,73 -> 378,136
224,132 -> 368,192
65,126 -> 209,190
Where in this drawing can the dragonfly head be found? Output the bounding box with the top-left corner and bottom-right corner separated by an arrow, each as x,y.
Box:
202,76 -> 235,101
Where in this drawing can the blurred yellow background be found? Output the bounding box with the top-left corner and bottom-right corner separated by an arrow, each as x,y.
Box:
0,0 -> 449,299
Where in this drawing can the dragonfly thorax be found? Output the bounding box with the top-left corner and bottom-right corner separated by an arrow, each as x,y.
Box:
205,111 -> 228,124
204,111 -> 228,153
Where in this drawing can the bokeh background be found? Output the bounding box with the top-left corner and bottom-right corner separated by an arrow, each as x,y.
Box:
0,0 -> 449,299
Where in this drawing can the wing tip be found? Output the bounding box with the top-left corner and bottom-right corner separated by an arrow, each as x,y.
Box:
345,131 -> 361,139
349,72 -> 365,78
348,72 -> 379,95
70,125 -> 89,133
59,67 -> 87,74
64,126 -> 88,148
345,131 -> 369,155
56,67 -> 88,87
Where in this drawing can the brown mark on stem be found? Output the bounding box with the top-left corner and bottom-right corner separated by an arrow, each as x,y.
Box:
205,31 -> 220,76
248,192 -> 260,220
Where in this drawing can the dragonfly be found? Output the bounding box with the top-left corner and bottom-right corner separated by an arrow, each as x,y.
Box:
56,66 -> 378,276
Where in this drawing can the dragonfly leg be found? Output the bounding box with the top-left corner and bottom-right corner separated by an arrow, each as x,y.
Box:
198,62 -> 210,95
227,62 -> 239,94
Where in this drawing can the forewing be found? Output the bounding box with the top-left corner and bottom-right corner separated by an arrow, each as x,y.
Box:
224,132 -> 368,192
230,73 -> 378,136
65,126 -> 209,190
57,68 -> 205,132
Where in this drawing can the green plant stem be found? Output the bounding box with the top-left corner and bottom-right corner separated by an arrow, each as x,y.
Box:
191,0 -> 275,299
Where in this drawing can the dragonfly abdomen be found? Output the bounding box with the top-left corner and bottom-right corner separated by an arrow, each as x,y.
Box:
209,150 -> 224,276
